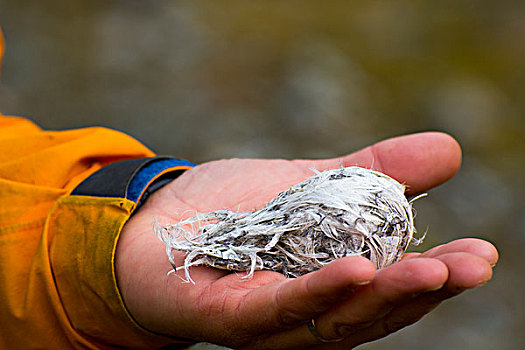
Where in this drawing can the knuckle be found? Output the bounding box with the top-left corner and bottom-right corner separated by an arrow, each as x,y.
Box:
274,304 -> 303,327
334,319 -> 375,338
273,284 -> 304,326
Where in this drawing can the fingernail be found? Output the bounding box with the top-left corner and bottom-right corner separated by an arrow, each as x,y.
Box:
355,280 -> 372,286
429,283 -> 445,291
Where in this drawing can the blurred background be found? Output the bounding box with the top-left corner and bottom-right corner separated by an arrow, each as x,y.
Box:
0,0 -> 523,349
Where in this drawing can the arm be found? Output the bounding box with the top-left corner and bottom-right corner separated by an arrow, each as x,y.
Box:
0,115 -> 186,349
116,132 -> 498,349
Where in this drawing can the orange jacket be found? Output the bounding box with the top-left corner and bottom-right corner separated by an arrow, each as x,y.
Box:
0,31 -> 194,349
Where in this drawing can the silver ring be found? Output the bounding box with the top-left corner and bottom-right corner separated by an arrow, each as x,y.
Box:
307,319 -> 345,343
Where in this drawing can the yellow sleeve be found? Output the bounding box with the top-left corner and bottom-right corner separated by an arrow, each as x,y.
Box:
0,115 -> 192,349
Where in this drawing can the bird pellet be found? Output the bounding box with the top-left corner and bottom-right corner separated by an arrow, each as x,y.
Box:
154,166 -> 424,283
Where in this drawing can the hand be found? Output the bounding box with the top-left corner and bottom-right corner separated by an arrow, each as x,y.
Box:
115,132 -> 498,349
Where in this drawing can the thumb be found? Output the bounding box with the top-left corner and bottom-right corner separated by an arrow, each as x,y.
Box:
294,131 -> 462,195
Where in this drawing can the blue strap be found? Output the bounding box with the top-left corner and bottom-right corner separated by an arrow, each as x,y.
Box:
126,158 -> 194,203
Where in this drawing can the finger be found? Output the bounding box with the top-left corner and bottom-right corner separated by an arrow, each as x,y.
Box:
249,258 -> 448,349
419,238 -> 499,267
432,251 -> 494,291
296,132 -> 462,194
343,252 -> 493,348
400,252 -> 421,260
314,257 -> 449,340
235,256 -> 376,334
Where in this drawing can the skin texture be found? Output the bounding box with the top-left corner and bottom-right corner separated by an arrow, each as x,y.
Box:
115,132 -> 498,349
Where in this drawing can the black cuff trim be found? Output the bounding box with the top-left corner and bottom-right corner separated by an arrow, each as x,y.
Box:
71,157 -> 194,204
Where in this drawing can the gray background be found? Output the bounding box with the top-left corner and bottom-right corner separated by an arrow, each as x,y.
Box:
0,1 -> 523,349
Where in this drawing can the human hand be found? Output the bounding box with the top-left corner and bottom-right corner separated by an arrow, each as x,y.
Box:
115,132 -> 498,349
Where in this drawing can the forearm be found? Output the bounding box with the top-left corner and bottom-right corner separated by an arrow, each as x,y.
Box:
0,115 -> 194,348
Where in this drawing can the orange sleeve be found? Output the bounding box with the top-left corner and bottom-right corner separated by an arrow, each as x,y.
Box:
0,115 -> 192,349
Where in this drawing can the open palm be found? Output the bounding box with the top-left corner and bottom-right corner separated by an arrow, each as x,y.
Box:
115,132 -> 497,349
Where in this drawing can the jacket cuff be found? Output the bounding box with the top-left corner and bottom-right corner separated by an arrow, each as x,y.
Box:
49,157 -> 194,348
72,156 -> 195,211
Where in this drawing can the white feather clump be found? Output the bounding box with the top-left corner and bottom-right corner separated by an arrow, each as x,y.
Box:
155,167 -> 424,283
